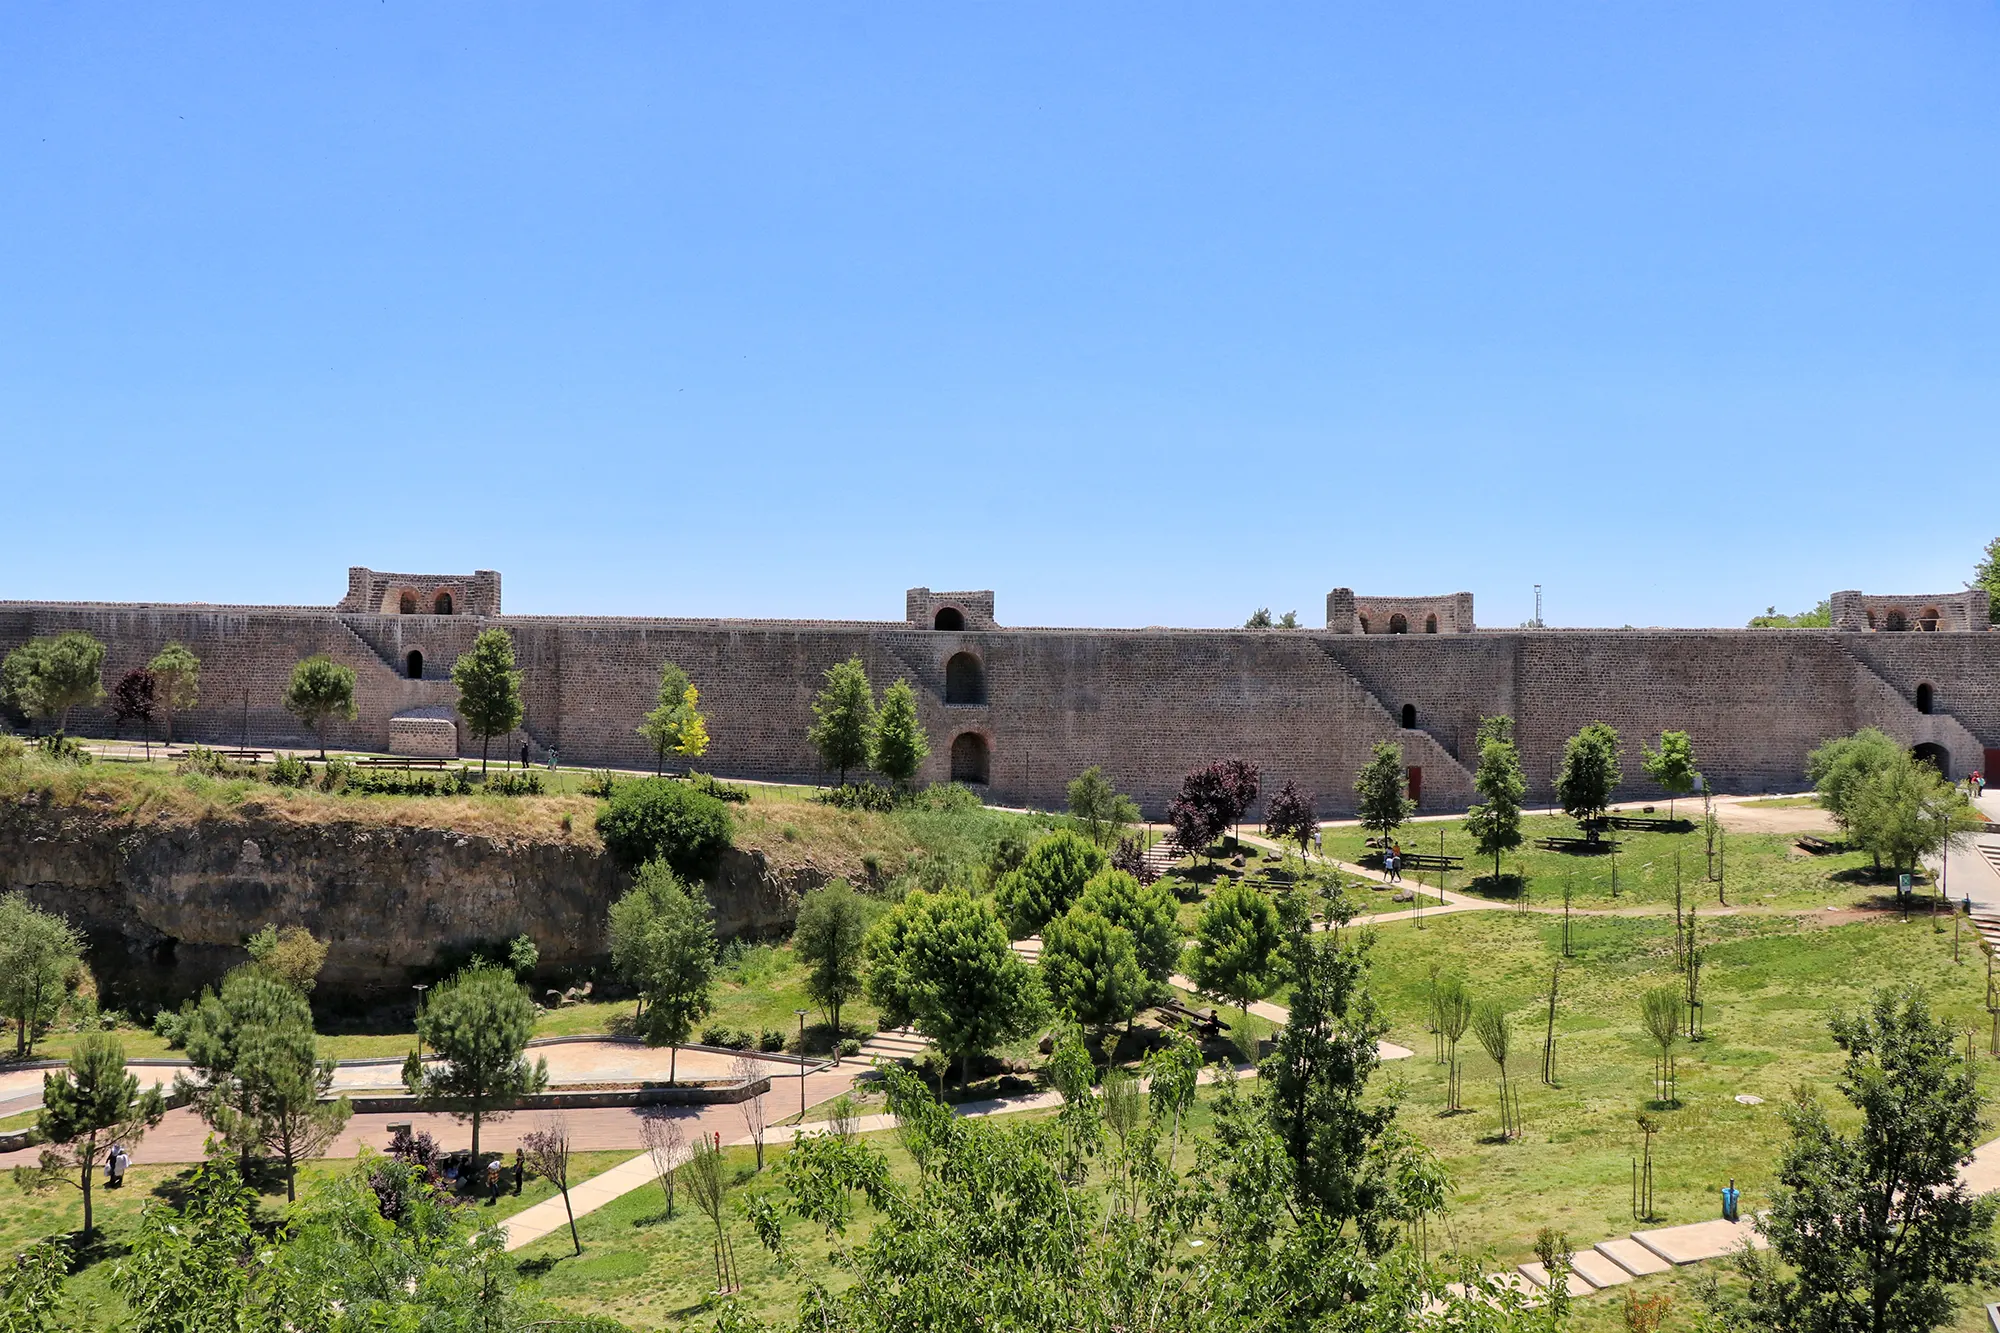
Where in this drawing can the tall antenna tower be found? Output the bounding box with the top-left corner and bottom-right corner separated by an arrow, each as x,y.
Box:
1533,584 -> 1543,629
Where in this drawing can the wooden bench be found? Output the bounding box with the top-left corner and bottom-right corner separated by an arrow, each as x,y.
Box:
1535,835 -> 1621,853
217,749 -> 269,762
1360,848 -> 1463,872
353,755 -> 453,770
1796,834 -> 1840,855
1154,999 -> 1230,1036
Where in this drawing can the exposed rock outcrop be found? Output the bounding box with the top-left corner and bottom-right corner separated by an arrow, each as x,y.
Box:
0,794 -> 820,1004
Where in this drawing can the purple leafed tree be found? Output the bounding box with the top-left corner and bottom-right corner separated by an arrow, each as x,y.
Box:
1169,764 -> 1233,864
110,669 -> 156,742
1216,759 -> 1261,841
1111,835 -> 1158,884
1265,779 -> 1318,861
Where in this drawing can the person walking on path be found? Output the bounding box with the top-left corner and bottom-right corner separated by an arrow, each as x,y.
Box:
514,1148 -> 525,1196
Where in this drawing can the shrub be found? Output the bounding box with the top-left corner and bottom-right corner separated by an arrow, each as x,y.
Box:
700,1024 -> 730,1047
917,782 -> 984,813
150,999 -> 198,1049
318,757 -> 352,792
839,1037 -> 862,1057
582,770 -> 618,798
597,778 -> 734,879
758,1029 -> 787,1052
177,746 -> 228,776
485,770 -> 545,796
688,772 -> 750,803
816,783 -> 897,812
731,1029 -> 755,1050
267,753 -> 313,787
34,734 -> 90,765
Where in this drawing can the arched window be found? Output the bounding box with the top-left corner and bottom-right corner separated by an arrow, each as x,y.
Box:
1920,607 -> 1941,631
949,732 -> 991,784
933,607 -> 965,631
434,592 -> 454,616
1916,683 -> 1933,714
944,652 -> 985,705
1389,613 -> 1409,634
399,591 -> 417,615
1883,609 -> 1908,631
406,650 -> 424,680
1424,615 -> 1438,634
1913,742 -> 1950,774
1400,703 -> 1417,729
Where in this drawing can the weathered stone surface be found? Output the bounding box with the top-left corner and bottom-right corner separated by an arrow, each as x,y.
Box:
0,797 -> 818,1004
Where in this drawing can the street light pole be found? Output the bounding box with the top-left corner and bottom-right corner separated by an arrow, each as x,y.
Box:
795,1008 -> 808,1123
412,984 -> 431,1061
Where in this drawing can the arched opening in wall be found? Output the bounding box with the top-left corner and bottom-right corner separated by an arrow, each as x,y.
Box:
1357,615 -> 1371,634
1424,615 -> 1438,633
1883,609 -> 1909,631
933,607 -> 966,631
1919,607 -> 1941,631
1916,683 -> 1934,714
1389,613 -> 1409,634
434,592 -> 454,616
944,652 -> 986,704
950,732 -> 991,784
1913,742 -> 1949,775
406,650 -> 424,680
1400,703 -> 1417,729
399,591 -> 417,615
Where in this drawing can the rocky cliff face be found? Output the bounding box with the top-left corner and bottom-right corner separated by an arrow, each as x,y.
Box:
0,794 -> 821,1004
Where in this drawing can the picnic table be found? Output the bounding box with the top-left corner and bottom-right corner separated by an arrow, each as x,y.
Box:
1359,840 -> 1463,872
1796,834 -> 1840,855
1154,999 -> 1230,1037
1605,814 -> 1691,832
1534,835 -> 1621,853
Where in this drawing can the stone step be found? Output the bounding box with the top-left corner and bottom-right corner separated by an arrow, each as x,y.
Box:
1631,1217 -> 1766,1266
1516,1262 -> 1593,1298
1566,1249 -> 1634,1290
1593,1237 -> 1672,1277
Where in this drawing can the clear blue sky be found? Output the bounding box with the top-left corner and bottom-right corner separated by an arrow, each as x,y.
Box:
5,4 -> 1996,628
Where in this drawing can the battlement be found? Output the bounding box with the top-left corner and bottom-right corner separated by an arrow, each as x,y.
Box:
906,587 -> 996,631
339,567 -> 501,618
1325,588 -> 1475,634
1830,589 -> 1989,633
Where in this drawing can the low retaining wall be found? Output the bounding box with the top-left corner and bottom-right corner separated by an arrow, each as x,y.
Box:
344,1076 -> 771,1113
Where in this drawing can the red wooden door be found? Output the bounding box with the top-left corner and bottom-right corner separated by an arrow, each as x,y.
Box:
1406,766 -> 1423,807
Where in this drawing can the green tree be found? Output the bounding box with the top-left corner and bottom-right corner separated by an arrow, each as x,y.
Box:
402,964 -> 548,1162
1354,741 -> 1412,840
607,862 -> 717,1081
637,661 -> 693,775
16,1036 -> 165,1237
1436,976 -> 1474,1114
182,966 -> 350,1201
993,829 -> 1107,938
1641,729 -> 1699,817
1972,537 -> 2000,624
115,1158 -> 256,1333
793,879 -> 873,1050
282,655 -> 357,759
1066,766 -> 1141,846
595,776 -> 733,878
451,627 -> 524,775
147,642 -> 201,746
1472,1000 -> 1518,1139
245,922 -> 328,992
0,1235 -> 72,1332
1744,988 -> 1999,1332
0,895 -> 83,1058
871,679 -> 929,788
1075,867 -> 1179,994
1557,721 -> 1622,829
1846,751 -> 1982,876
809,656 -> 876,785
1259,894 -> 1406,1251
1640,987 -> 1684,1107
1039,904 -> 1146,1039
1809,728 -> 1907,838
862,889 -> 1044,1086
1189,880 -> 1283,1020
1749,600 -> 1834,628
1465,727 -> 1526,879
0,633 -> 106,734
1244,608 -> 1274,628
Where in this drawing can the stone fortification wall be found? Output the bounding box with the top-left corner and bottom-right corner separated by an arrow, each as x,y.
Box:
9,596 -> 2000,814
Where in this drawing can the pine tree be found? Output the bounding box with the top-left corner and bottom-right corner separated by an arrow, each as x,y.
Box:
452,628 -> 524,775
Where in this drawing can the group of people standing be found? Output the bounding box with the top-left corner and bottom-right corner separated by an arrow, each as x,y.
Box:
102,1143 -> 130,1189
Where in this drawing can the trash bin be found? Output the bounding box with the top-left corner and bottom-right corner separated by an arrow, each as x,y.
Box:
1721,1180 -> 1740,1222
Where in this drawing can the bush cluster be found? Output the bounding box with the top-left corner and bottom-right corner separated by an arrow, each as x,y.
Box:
34,734 -> 90,765
596,777 -> 734,879
687,771 -> 750,803
816,782 -> 898,812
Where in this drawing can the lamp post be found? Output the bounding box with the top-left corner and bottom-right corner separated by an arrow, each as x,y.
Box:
795,1009 -> 809,1122
412,984 -> 431,1061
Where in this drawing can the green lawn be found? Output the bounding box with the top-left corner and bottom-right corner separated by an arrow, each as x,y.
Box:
1316,814 -> 1891,911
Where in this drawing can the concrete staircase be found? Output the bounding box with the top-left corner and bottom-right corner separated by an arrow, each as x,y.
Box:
857,1026 -> 933,1064
1502,1217 -> 1766,1300
1843,651 -> 1987,778
1307,641 -> 1478,802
